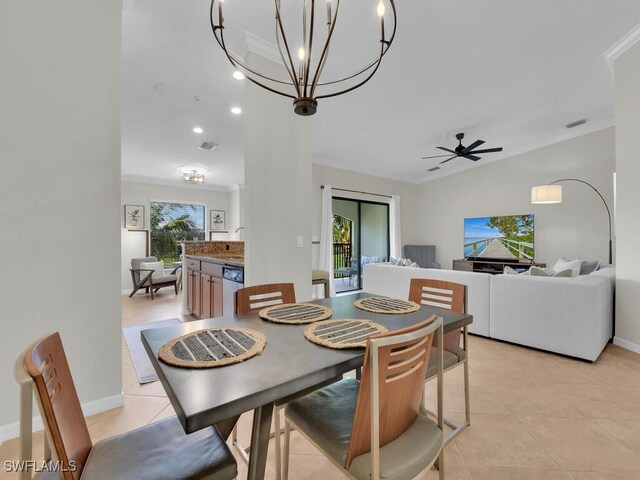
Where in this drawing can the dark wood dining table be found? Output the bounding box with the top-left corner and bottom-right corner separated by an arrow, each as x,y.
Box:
141,292 -> 473,480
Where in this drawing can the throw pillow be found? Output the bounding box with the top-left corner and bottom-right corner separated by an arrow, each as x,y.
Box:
139,261 -> 165,282
503,266 -> 519,275
552,258 -> 581,277
530,266 -> 572,277
580,260 -> 601,275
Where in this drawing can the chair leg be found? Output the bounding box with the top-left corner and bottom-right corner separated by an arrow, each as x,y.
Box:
274,407 -> 282,480
464,358 -> 471,426
438,448 -> 445,480
282,420 -> 291,480
174,282 -> 178,295
150,286 -> 154,300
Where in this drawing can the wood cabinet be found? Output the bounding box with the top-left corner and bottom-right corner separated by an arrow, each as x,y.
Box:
200,274 -> 223,319
186,258 -> 223,319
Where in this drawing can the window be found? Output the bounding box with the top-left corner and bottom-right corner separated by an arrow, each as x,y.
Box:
150,202 -> 205,265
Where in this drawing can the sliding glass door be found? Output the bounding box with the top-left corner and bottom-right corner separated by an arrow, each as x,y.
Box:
332,198 -> 389,293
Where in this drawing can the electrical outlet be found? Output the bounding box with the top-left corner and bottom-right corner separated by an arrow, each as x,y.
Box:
297,236 -> 304,248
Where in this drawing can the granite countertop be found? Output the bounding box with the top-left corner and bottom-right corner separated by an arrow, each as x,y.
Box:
185,254 -> 244,268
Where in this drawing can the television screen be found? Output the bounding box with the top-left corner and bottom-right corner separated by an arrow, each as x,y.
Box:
464,215 -> 534,261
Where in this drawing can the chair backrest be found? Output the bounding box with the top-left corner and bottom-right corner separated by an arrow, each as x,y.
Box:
235,283 -> 296,314
408,278 -> 466,353
345,315 -> 440,469
131,256 -> 158,284
23,332 -> 92,480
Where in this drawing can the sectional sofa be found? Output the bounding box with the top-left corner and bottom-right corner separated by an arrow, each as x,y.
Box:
363,263 -> 615,361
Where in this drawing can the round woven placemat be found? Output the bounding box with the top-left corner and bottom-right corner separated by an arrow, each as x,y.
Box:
259,303 -> 332,324
304,319 -> 388,349
354,296 -> 420,315
159,328 -> 266,368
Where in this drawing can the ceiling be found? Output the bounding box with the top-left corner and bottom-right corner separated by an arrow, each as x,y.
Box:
121,0 -> 640,188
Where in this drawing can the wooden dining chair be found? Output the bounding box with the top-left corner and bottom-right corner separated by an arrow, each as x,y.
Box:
15,332 -> 237,480
282,315 -> 445,480
235,283 -> 296,314
409,278 -> 470,443
232,282 -> 296,477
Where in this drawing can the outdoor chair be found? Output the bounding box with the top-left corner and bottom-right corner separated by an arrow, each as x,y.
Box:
129,256 -> 179,300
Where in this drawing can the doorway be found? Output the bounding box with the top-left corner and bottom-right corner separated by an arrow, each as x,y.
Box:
332,198 -> 390,293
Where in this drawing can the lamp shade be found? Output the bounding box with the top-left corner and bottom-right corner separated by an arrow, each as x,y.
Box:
531,184 -> 562,204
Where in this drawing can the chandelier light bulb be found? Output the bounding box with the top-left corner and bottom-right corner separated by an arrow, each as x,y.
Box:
297,47 -> 306,61
232,70 -> 245,80
377,0 -> 385,17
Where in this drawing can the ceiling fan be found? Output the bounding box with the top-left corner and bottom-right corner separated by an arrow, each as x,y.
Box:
422,133 -> 504,164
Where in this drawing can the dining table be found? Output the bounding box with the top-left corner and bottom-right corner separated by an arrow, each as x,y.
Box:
141,291 -> 473,480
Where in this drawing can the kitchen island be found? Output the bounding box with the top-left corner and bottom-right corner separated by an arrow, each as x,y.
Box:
182,241 -> 244,318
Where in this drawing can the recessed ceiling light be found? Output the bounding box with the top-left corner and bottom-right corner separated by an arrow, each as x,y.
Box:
233,70 -> 245,80
153,83 -> 168,94
230,107 -> 242,115
193,126 -> 204,134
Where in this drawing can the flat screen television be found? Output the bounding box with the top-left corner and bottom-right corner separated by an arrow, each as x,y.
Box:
464,214 -> 534,261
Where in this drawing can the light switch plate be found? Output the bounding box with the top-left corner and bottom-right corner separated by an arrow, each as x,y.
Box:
297,235 -> 304,247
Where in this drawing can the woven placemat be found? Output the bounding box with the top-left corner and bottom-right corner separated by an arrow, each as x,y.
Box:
159,328 -> 266,368
304,319 -> 388,349
259,303 -> 332,324
354,296 -> 420,315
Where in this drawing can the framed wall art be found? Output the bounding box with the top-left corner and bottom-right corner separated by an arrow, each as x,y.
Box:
124,204 -> 145,230
210,210 -> 226,231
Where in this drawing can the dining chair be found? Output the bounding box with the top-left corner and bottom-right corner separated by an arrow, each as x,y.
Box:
234,282 -> 296,314
282,315 -> 445,480
14,332 -> 237,480
409,278 -> 470,443
233,282 -> 296,476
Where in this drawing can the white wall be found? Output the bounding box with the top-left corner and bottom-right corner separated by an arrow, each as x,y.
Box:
0,0 -> 122,436
244,53 -> 313,300
614,40 -> 640,352
312,164 -> 421,267
417,128 -> 616,268
121,181 -> 231,289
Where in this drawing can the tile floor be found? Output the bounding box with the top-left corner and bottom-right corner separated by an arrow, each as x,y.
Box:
2,289 -> 640,479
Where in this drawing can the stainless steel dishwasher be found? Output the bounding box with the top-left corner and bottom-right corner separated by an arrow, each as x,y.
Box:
222,265 -> 244,315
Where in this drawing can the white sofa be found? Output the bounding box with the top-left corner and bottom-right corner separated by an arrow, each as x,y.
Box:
362,263 -> 615,361
362,264 -> 491,337
490,266 -> 614,361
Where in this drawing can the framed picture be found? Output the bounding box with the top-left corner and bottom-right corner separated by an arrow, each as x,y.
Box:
124,204 -> 145,230
210,210 -> 226,231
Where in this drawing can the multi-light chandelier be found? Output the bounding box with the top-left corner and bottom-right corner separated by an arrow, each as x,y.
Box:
182,169 -> 206,184
210,0 -> 397,116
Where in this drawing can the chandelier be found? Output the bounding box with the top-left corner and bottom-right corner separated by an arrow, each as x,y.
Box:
182,169 -> 206,184
210,0 -> 397,116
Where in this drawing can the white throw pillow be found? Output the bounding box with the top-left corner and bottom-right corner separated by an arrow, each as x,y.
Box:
503,266 -> 519,275
139,261 -> 165,281
552,258 -> 581,277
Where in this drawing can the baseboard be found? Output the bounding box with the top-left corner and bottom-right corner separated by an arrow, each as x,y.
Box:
613,336 -> 640,354
0,393 -> 124,442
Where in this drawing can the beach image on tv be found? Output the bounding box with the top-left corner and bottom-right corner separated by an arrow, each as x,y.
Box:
464,215 -> 534,260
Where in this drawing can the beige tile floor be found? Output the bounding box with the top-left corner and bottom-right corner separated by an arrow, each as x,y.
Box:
2,289 -> 640,480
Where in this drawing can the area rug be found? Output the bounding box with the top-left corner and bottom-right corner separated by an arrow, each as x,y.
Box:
123,318 -> 182,384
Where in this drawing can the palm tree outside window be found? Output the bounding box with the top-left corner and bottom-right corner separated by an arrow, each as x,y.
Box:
150,202 -> 205,265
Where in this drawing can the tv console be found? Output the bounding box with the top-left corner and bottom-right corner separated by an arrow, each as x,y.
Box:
453,259 -> 546,275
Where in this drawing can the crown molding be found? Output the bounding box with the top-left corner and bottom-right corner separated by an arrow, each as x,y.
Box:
604,22 -> 640,62
235,31 -> 284,66
121,174 -> 235,192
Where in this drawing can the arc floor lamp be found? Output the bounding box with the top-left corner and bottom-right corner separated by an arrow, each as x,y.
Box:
531,178 -> 613,264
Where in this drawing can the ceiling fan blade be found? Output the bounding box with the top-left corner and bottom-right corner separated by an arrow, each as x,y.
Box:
467,147 -> 503,154
422,154 -> 455,159
439,156 -> 457,164
462,140 -> 484,153
464,154 -> 481,161
436,146 -> 457,154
